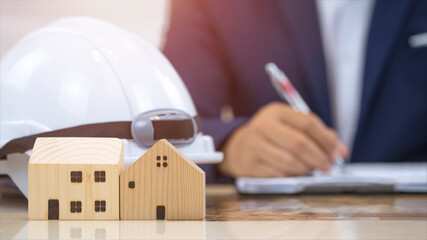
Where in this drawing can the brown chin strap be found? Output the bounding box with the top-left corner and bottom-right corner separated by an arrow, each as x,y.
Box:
0,116 -> 201,158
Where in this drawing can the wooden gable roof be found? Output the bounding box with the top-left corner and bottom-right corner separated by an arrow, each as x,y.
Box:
123,139 -> 203,174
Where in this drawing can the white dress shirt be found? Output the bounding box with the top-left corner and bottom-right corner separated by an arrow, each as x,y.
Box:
316,0 -> 375,153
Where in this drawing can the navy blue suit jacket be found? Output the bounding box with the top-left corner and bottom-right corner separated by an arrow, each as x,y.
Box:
163,0 -> 427,182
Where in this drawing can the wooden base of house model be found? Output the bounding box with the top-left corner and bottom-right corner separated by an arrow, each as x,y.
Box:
28,138 -> 205,220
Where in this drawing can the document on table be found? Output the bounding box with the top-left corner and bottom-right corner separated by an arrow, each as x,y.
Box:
236,163 -> 427,194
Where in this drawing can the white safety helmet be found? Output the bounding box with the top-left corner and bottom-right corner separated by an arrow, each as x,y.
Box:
0,17 -> 222,197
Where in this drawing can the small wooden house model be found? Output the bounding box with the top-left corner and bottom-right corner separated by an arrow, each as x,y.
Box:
28,138 -> 123,220
120,139 -> 205,220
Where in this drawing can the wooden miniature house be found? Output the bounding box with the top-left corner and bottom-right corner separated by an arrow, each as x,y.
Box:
120,139 -> 205,220
28,137 -> 123,220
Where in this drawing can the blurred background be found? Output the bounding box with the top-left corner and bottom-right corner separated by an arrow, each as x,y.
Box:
0,0 -> 170,57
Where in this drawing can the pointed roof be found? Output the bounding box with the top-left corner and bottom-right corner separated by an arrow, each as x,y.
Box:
125,139 -> 204,174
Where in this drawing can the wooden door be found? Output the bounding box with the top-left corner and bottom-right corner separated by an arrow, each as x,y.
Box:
156,206 -> 165,220
48,199 -> 59,220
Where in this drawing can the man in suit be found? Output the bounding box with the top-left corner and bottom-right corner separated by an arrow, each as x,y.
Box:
163,0 -> 427,182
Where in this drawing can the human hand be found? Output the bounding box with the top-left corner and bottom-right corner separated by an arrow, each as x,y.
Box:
219,102 -> 348,177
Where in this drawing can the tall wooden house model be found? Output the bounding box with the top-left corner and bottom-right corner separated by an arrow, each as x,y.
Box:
120,139 -> 205,220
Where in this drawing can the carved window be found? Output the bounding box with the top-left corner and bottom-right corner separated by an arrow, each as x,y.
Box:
94,171 -> 106,182
156,156 -> 168,168
95,200 -> 106,212
70,201 -> 82,213
71,171 -> 82,183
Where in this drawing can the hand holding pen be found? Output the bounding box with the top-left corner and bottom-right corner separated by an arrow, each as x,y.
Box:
265,63 -> 348,173
219,66 -> 348,178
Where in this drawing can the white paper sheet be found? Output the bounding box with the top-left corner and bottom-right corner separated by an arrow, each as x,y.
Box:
236,163 -> 427,194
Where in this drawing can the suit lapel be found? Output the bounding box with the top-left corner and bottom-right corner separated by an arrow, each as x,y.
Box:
275,0 -> 332,127
357,0 -> 415,134
274,0 -> 414,135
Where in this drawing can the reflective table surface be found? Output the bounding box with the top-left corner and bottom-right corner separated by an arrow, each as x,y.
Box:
1,183 -> 426,239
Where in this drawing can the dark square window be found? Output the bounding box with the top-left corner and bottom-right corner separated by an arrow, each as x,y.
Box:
163,162 -> 168,167
129,181 -> 135,189
156,163 -> 161,167
156,156 -> 161,161
70,201 -> 82,213
71,171 -> 82,183
163,156 -> 167,160
94,171 -> 106,182
95,200 -> 106,212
